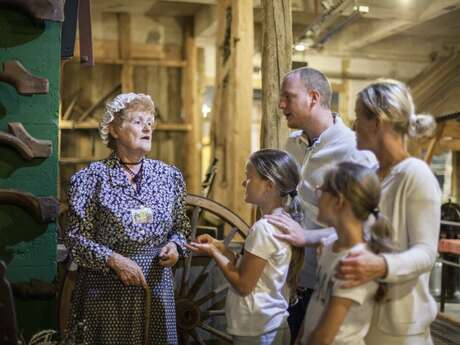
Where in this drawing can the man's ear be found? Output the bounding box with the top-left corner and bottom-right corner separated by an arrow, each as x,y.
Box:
309,89 -> 321,108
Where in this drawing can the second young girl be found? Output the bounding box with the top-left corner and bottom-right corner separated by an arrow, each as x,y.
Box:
297,162 -> 397,345
188,149 -> 304,345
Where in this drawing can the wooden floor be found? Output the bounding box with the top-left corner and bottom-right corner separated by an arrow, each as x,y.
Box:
433,306 -> 460,345
432,318 -> 460,345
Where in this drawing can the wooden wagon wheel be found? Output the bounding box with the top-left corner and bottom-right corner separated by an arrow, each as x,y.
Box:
175,194 -> 250,345
58,194 -> 250,344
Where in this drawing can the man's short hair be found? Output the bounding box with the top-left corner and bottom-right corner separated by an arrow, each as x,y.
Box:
286,67 -> 332,108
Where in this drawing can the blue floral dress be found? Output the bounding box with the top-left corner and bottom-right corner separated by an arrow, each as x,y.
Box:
65,152 -> 190,345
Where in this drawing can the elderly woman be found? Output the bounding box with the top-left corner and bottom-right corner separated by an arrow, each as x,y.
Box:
64,93 -> 190,345
337,79 -> 441,345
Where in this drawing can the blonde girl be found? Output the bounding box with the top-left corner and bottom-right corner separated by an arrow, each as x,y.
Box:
188,149 -> 304,345
297,162 -> 397,345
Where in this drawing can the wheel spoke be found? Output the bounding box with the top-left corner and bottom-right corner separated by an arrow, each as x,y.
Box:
223,226 -> 238,247
178,329 -> 189,345
198,322 -> 233,343
186,255 -> 218,299
189,206 -> 201,241
189,329 -> 206,345
186,271 -> 209,299
196,284 -> 228,306
201,307 -> 226,321
176,196 -> 251,343
179,206 -> 201,297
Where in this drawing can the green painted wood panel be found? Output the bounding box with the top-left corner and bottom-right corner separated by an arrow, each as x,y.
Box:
0,7 -> 60,339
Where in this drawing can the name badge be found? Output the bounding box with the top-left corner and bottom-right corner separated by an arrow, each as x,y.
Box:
131,207 -> 153,224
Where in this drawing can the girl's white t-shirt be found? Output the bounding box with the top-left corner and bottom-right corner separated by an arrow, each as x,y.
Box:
300,242 -> 378,345
225,209 -> 292,336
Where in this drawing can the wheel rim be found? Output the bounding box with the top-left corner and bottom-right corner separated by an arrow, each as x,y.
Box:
176,194 -> 250,344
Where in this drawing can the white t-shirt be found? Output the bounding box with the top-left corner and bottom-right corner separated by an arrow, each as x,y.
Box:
300,242 -> 378,345
225,209 -> 292,336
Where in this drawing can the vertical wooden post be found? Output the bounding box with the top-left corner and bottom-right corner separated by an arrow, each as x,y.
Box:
117,13 -> 131,59
210,0 -> 253,223
424,122 -> 446,164
183,17 -> 201,194
121,64 -> 134,93
260,0 -> 292,149
117,13 -> 133,93
452,152 -> 460,202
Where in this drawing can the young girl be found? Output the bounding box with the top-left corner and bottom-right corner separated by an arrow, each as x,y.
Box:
297,162 -> 397,345
188,149 -> 304,345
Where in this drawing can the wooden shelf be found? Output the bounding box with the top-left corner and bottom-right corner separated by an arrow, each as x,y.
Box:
94,58 -> 186,68
60,120 -> 192,132
59,157 -> 102,164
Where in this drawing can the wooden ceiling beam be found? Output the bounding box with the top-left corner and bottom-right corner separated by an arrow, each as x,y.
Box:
343,0 -> 460,51
195,4 -> 217,38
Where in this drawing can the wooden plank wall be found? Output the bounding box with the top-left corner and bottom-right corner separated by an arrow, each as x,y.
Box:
60,12 -> 201,201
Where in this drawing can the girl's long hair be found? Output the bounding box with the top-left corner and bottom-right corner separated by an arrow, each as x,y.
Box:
249,149 -> 304,295
321,162 -> 398,302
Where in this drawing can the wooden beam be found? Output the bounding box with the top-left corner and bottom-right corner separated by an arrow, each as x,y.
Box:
60,120 -> 192,131
424,122 -> 446,164
409,52 -> 460,115
183,17 -> 202,194
92,58 -> 186,68
77,83 -> 121,123
437,138 -> 460,152
442,121 -> 460,138
260,0 -> 292,149
344,0 -> 460,50
344,19 -> 413,51
62,94 -> 79,120
116,13 -> 134,93
121,64 -> 134,93
210,0 -> 253,223
452,152 -> 460,202
117,13 -> 131,60
195,4 -> 217,37
75,39 -> 169,61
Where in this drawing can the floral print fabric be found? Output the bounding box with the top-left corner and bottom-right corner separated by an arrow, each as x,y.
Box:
65,152 -> 191,344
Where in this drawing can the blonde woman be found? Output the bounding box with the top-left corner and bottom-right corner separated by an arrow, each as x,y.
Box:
65,93 -> 190,344
338,79 -> 441,345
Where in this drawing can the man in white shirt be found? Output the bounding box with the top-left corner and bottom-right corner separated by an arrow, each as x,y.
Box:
266,67 -> 377,342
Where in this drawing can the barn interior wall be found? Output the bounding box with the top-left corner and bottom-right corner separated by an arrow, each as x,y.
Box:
60,12 -> 188,202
